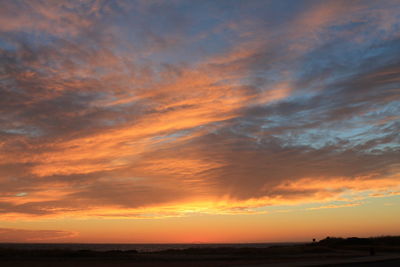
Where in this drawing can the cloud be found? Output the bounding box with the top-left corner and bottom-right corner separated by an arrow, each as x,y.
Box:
0,0 -> 399,219
306,202 -> 362,211
0,227 -> 77,242
0,0 -> 104,37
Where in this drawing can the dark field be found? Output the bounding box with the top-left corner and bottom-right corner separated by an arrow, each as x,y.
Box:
1,236 -> 400,266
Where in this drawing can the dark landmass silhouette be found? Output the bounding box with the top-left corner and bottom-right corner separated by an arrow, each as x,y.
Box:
1,236 -> 400,266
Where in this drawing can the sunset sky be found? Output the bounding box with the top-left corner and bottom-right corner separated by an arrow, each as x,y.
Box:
0,0 -> 399,243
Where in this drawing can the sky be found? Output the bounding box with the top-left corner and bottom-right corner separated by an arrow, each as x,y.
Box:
0,0 -> 399,243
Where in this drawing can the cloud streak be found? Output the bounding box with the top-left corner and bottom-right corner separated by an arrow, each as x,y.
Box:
0,227 -> 77,242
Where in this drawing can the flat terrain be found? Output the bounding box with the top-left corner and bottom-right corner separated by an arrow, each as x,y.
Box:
2,255 -> 400,267
1,237 -> 400,266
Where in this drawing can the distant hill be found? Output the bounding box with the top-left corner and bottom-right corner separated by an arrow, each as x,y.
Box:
318,236 -> 400,247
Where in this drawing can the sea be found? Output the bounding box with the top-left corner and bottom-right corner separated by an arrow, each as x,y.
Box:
0,242 -> 302,253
